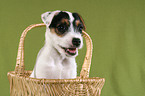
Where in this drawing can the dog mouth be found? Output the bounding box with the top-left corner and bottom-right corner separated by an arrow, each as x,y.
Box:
61,47 -> 77,56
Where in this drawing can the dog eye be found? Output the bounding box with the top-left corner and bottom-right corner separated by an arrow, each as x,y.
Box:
78,25 -> 83,32
57,25 -> 68,34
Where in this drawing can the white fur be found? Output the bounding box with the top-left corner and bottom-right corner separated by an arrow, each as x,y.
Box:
30,10 -> 83,79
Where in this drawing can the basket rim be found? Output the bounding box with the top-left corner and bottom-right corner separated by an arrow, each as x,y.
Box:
8,71 -> 105,84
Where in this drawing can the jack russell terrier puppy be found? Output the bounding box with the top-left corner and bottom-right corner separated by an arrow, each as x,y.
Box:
30,10 -> 86,79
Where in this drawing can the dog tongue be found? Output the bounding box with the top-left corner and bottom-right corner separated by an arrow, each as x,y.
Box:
67,48 -> 76,53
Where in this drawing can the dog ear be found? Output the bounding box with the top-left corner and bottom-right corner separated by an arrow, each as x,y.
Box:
41,10 -> 61,27
73,13 -> 86,31
41,12 -> 51,27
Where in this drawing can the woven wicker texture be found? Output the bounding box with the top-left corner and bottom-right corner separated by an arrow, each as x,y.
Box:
7,23 -> 105,96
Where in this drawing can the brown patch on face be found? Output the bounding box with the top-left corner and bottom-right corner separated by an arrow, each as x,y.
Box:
61,18 -> 69,25
55,18 -> 70,28
72,13 -> 86,31
49,12 -> 70,37
50,28 -> 64,37
50,28 -> 55,34
51,18 -> 70,37
75,20 -> 81,26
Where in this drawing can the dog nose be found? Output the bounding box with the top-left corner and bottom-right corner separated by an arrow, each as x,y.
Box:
72,38 -> 81,47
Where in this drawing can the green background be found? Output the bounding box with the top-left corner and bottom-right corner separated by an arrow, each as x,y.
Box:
1,0 -> 145,96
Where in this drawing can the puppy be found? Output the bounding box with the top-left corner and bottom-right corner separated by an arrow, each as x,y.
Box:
30,10 -> 86,79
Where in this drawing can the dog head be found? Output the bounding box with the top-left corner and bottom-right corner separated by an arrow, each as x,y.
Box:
41,10 -> 86,57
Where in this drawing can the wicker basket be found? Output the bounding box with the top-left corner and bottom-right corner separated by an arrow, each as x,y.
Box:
7,23 -> 105,96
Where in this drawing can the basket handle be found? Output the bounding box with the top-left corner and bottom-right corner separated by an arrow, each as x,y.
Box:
15,23 -> 93,78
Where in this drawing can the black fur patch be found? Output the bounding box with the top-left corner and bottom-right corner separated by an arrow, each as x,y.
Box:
49,11 -> 70,36
49,11 -> 70,28
72,13 -> 86,31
